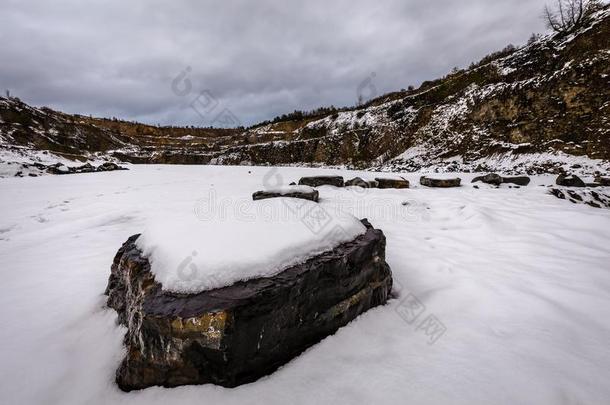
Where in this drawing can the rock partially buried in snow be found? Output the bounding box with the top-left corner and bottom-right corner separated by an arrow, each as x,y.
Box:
374,177 -> 410,189
298,175 -> 344,187
556,174 -> 586,187
503,176 -> 531,186
472,173 -> 503,186
105,219 -> 392,391
252,186 -> 319,202
44,161 -> 128,175
594,176 -> 610,186
345,177 -> 378,188
549,188 -> 610,208
420,176 -> 461,188
472,173 -> 531,186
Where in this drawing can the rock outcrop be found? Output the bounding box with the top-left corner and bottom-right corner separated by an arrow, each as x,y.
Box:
3,7 -> 610,173
420,176 -> 461,188
105,220 -> 392,391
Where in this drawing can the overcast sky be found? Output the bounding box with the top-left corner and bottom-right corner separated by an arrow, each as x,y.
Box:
1,0 -> 552,127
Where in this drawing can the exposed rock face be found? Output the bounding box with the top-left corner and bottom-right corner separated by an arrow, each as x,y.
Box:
345,177 -> 378,188
3,7 -> 610,173
105,220 -> 392,391
298,176 -> 344,187
374,178 -> 410,189
420,176 -> 461,188
556,174 -> 586,187
472,173 -> 530,186
252,188 -> 319,202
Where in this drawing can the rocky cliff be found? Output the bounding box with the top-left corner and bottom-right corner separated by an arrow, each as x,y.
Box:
1,6 -> 609,174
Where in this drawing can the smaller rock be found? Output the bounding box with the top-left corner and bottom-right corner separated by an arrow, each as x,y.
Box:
556,174 -> 586,187
420,176 -> 461,188
594,176 -> 610,186
345,177 -> 378,188
74,163 -> 97,173
375,178 -> 410,189
47,164 -> 70,175
472,173 -> 502,186
298,176 -> 344,188
550,189 -> 566,200
472,173 -> 531,186
566,190 -> 583,202
503,176 -> 531,186
252,186 -> 319,202
97,162 -> 126,172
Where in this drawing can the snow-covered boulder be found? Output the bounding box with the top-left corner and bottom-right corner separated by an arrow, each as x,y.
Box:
105,202 -> 392,390
252,185 -> 319,202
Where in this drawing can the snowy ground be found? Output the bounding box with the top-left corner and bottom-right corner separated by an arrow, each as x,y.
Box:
1,165 -> 610,405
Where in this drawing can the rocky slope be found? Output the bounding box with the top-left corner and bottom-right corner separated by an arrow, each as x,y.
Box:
1,6 -> 609,175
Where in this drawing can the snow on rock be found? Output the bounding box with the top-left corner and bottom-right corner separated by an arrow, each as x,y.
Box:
260,185 -> 316,194
135,198 -> 366,293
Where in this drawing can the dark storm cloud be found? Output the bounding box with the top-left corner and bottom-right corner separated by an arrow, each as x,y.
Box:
1,0 -> 551,126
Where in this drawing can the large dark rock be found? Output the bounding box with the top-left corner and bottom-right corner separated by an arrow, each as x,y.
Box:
556,174 -> 586,187
374,177 -> 410,189
298,176 -> 344,187
105,220 -> 392,391
252,188 -> 319,202
420,176 -> 461,188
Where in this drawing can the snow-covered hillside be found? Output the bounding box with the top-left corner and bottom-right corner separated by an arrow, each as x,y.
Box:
1,166 -> 610,404
2,6 -> 609,173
